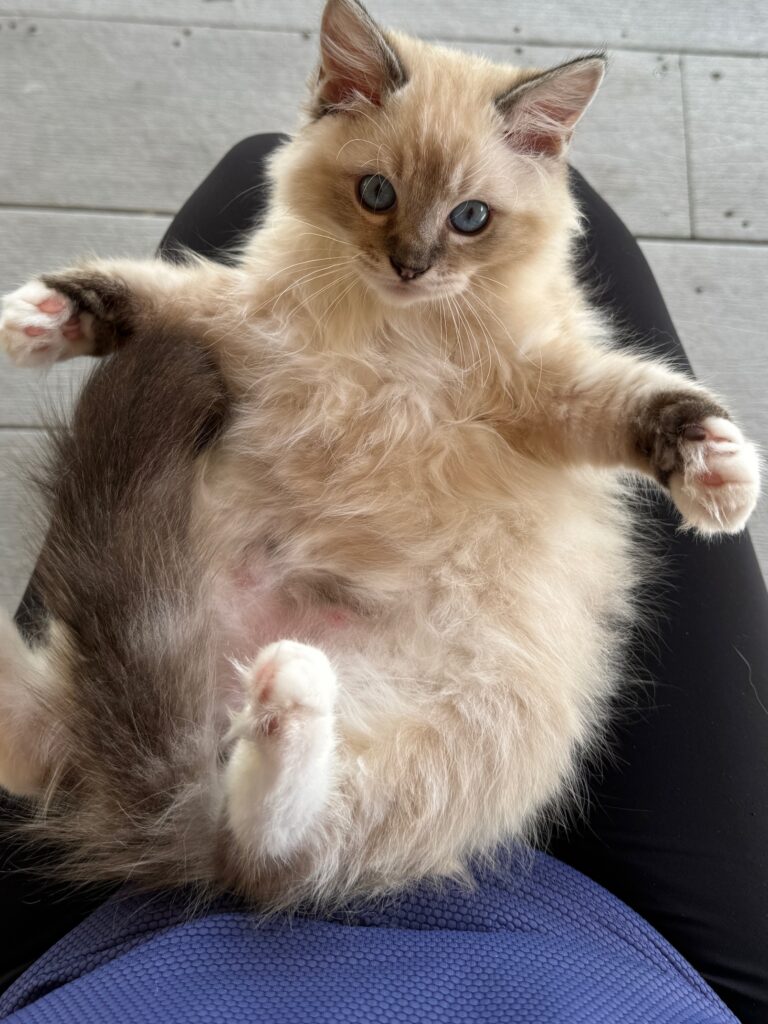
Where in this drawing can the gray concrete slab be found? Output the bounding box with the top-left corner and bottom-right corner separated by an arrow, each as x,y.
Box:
684,54 -> 768,241
2,0 -> 766,55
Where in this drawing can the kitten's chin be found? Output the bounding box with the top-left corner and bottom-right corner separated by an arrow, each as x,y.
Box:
368,276 -> 467,308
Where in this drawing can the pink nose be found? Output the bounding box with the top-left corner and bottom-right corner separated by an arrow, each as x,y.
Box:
389,256 -> 430,281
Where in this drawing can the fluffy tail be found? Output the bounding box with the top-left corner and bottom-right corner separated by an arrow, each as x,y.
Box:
4,323 -> 230,890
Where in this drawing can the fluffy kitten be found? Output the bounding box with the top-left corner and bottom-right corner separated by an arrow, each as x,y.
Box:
0,0 -> 759,909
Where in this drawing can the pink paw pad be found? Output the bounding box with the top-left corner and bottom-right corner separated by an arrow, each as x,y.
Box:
698,471 -> 724,487
252,659 -> 277,705
233,641 -> 337,741
37,295 -> 68,315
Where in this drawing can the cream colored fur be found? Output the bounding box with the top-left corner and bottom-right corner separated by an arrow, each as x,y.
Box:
0,0 -> 760,906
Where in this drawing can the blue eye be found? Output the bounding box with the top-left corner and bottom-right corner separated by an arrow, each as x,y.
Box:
359,175 -> 396,212
449,200 -> 490,234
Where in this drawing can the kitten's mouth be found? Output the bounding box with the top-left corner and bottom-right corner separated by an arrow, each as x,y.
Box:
383,277 -> 428,296
369,272 -> 438,306
358,256 -> 466,306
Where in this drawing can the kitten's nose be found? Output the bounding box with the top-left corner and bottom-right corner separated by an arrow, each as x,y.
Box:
389,256 -> 431,281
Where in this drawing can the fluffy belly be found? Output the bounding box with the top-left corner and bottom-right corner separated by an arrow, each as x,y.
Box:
210,551 -> 362,705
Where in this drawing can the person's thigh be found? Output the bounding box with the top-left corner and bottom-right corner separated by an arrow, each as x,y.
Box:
158,133 -> 287,262
550,169 -> 768,1024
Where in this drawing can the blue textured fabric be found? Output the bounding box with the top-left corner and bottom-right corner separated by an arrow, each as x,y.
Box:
0,852 -> 737,1023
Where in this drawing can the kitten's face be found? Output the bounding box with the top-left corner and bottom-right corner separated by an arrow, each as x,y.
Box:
276,4 -> 602,310
285,86 -> 560,309
329,123 -> 525,307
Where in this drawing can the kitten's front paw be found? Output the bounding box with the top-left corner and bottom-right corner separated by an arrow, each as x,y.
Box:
670,416 -> 760,535
233,640 -> 337,740
0,280 -> 90,366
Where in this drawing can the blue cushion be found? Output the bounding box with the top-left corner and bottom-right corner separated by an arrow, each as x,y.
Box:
0,852 -> 736,1023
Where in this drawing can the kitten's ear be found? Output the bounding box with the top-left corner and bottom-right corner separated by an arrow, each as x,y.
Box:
314,0 -> 408,115
495,55 -> 606,158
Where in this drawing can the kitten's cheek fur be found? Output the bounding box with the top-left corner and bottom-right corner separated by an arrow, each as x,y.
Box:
670,417 -> 761,535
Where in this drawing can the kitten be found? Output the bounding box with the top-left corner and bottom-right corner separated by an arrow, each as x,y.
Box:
0,0 -> 759,909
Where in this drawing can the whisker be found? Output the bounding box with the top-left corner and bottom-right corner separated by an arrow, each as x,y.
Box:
255,259 -> 359,314
267,255 -> 355,281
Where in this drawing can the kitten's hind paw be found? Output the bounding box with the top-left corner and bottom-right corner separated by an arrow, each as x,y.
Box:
0,280 -> 91,366
225,642 -> 338,859
670,417 -> 760,535
231,640 -> 337,741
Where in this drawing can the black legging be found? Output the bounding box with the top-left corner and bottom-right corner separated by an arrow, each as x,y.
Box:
3,135 -> 767,1023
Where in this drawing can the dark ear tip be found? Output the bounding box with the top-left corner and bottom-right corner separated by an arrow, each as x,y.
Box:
581,51 -> 609,73
565,52 -> 608,88
323,0 -> 370,20
569,51 -> 607,66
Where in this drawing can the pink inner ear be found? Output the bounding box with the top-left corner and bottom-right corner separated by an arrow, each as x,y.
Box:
500,59 -> 604,158
318,1 -> 396,111
321,66 -> 382,108
514,133 -> 564,157
508,99 -> 576,156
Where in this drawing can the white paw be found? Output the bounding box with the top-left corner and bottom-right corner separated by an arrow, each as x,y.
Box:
0,280 -> 89,367
670,416 -> 760,535
224,641 -> 337,858
233,641 -> 337,739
